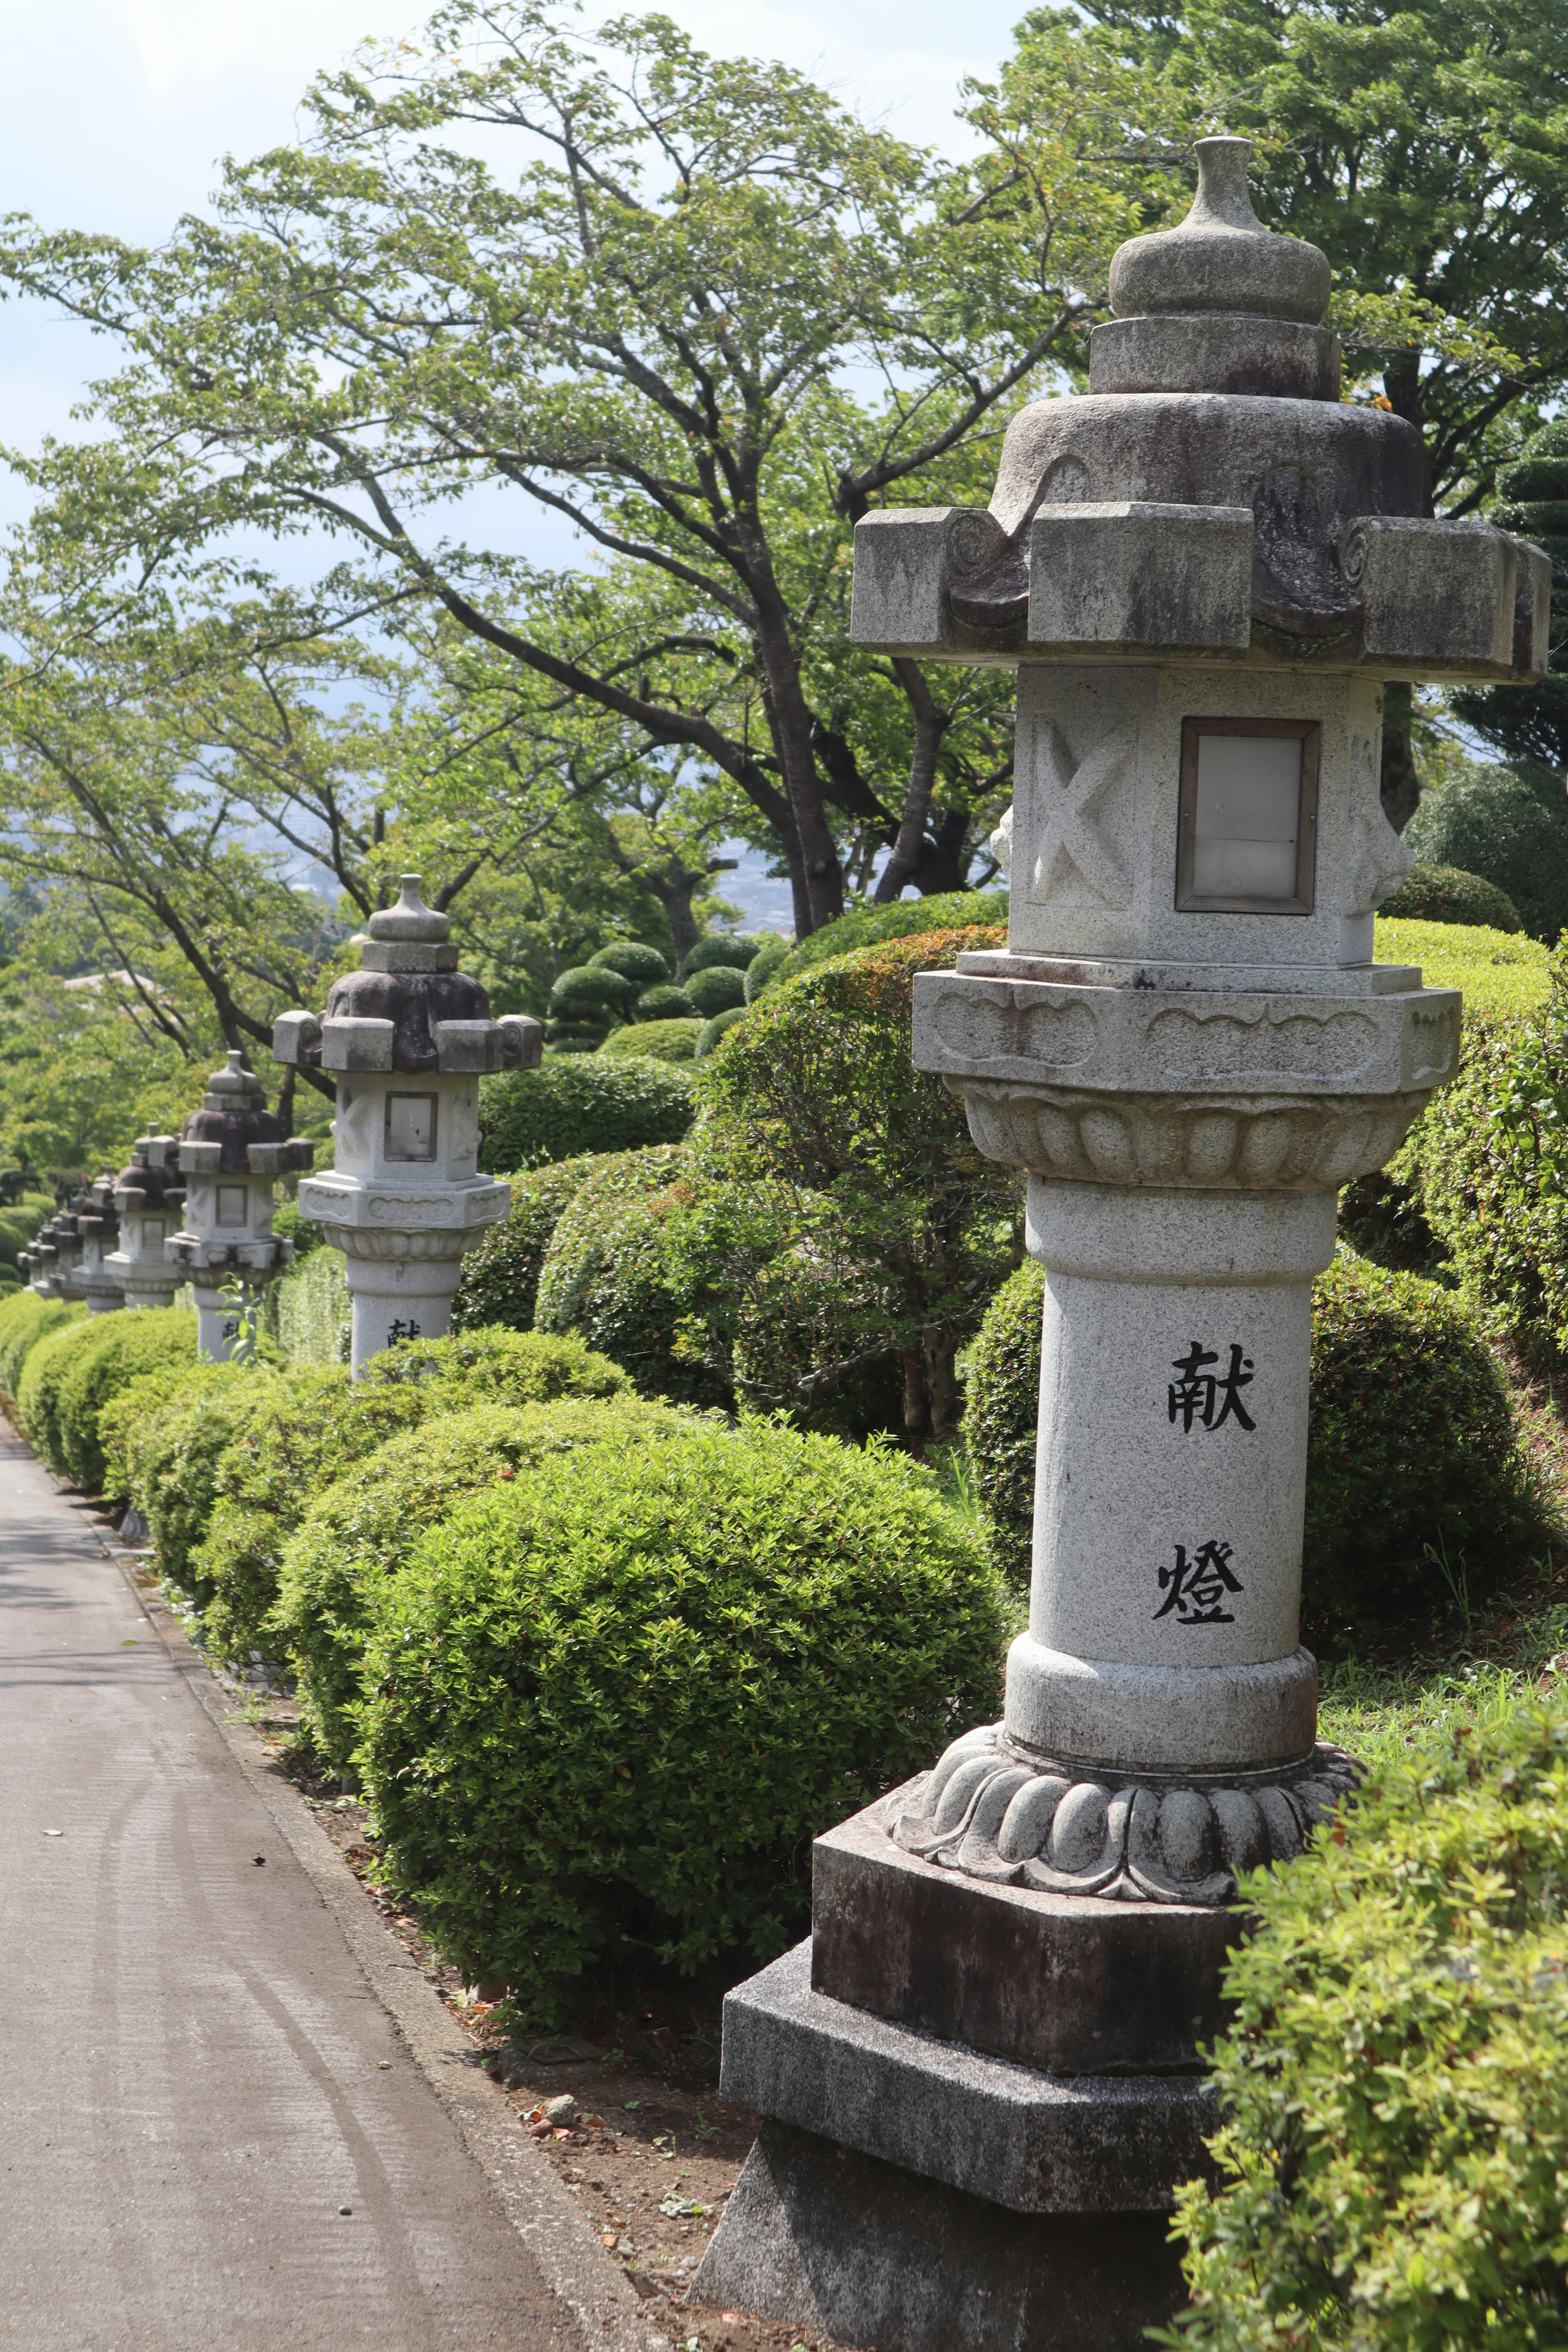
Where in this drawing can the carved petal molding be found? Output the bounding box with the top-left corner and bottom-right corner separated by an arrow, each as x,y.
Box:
886,1722 -> 1359,1906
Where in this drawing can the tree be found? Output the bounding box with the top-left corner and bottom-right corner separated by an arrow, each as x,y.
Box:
0,2 -> 1167,929
1012,0 -> 1568,824
1454,416 -> 1568,781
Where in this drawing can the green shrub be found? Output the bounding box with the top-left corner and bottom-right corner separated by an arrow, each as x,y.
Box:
357,1418 -> 1006,2019
696,1006 -> 747,1058
276,1395 -> 685,1768
0,1192 -> 58,1271
197,1329 -> 629,1665
772,889 -> 1008,986
1167,1701 -> 1568,2352
477,1054 -> 694,1172
686,935 -> 760,973
744,933 -> 791,1002
1404,763 -> 1568,944
270,1199 -> 325,1261
267,1242 -> 350,1365
685,964 -> 746,1016
47,1309 -> 199,1492
0,1289 -> 81,1398
634,984 -> 696,1020
699,926 -> 1018,1444
452,1158 -> 602,1332
1374,915 -> 1550,1018
13,1306 -> 91,1465
1380,861 -> 1522,931
962,1251 -> 1546,1629
100,1361 -> 281,1590
590,941 -> 669,987
551,964 -> 635,1014
598,1017 -> 702,1062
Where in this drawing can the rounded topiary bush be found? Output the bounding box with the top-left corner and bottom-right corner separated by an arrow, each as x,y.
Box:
598,1018 -> 702,1062
357,1418 -> 1006,2019
744,933 -> 791,1002
1171,1701 -> 1568,2351
685,935 -> 759,974
276,1395 -> 686,1768
772,889 -> 1008,986
590,941 -> 669,987
452,1157 -> 602,1332
685,964 -> 746,1016
635,983 -> 696,1020
477,1054 -> 694,1172
197,1331 -> 630,1666
1380,861 -> 1522,931
100,1361 -> 280,1588
49,1307 -> 199,1492
962,1251 -> 1546,1630
0,1290 -> 83,1399
696,1005 -> 747,1058
550,964 -> 635,1015
16,1307 -> 95,1473
1405,765 -> 1568,944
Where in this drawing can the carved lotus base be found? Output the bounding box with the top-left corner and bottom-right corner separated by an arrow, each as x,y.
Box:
326,1223 -> 470,1262
953,1075 -> 1431,1190
887,1722 -> 1359,1907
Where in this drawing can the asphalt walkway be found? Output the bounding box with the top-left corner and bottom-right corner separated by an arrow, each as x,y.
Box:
0,1421 -> 589,2352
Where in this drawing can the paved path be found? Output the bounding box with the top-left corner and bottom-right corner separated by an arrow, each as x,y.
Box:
0,1423 -> 587,2352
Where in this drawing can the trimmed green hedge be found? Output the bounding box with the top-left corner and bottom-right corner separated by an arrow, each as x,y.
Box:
1167,1701 -> 1568,2351
276,1395 -> 687,1768
599,1016 -> 702,1062
478,1054 -> 694,1172
14,1307 -> 94,1468
196,1330 -> 630,1666
27,1309 -> 199,1492
766,890 -> 1007,990
0,1290 -> 84,1399
963,1252 -> 1547,1626
1379,862 -> 1522,932
452,1157 -> 602,1333
100,1361 -> 281,1590
357,1418 -> 1006,2020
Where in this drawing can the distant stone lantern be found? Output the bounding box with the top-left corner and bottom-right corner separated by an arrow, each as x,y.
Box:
165,1054 -> 314,1360
105,1135 -> 187,1311
73,1173 -> 125,1314
274,875 -> 541,1373
29,1199 -> 80,1299
697,140 -> 1553,2352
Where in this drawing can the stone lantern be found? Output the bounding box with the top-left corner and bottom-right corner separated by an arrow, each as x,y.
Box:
165,1054 -> 314,1359
73,1173 -> 125,1314
273,876 -> 541,1373
105,1135 -> 187,1311
29,1200 -> 78,1299
695,141 -> 1550,2352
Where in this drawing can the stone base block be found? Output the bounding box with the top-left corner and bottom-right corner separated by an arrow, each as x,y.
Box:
721,1942 -> 1214,2214
692,2121 -> 1187,2352
813,1796 -> 1238,2074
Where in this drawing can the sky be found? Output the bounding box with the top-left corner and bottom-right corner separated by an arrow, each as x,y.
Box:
0,0 -> 1033,928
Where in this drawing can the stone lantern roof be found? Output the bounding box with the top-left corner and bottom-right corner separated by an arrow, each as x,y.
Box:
74,1171 -> 120,1251
177,1052 -> 313,1178
112,1133 -> 186,1218
852,134 -> 1550,684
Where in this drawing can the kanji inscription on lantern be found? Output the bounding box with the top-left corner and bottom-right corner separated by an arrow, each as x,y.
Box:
1154,1539 -> 1244,1626
388,1317 -> 421,1344
1167,1341 -> 1256,1433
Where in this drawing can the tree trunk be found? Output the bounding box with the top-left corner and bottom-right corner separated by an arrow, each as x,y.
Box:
1381,682 -> 1421,833
754,604 -> 845,935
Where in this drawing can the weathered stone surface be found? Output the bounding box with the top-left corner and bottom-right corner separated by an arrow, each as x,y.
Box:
1091,312 -> 1341,401
1107,139 -> 1330,327
850,505 -> 1008,655
1026,502 -> 1252,654
719,1941 -> 1217,2205
691,2120 -> 1189,2352
1343,515 -> 1517,671
810,1806 -> 1239,2074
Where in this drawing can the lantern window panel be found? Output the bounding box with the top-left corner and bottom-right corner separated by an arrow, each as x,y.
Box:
1176,719 -> 1320,915
216,1184 -> 249,1227
385,1092 -> 438,1162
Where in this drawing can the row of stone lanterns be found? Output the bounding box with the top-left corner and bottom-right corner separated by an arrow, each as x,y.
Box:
20,877 -> 539,1370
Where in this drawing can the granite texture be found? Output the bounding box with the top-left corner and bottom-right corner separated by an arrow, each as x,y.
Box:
717,1940 -> 1217,2209
690,2120 -> 1188,2352
1090,312 -> 1341,401
1023,502 -> 1252,654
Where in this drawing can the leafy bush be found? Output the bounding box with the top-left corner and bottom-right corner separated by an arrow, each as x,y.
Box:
1405,764 -> 1568,944
635,984 -> 696,1020
270,1199 -> 325,1261
357,1417 -> 1006,2019
962,1252 -> 1546,1629
685,964 -> 746,1016
276,1395 -> 685,1767
744,933 -> 791,1002
686,935 -> 759,973
1380,861 -> 1521,931
551,964 -> 635,1013
196,1330 -> 629,1665
452,1158 -> 602,1332
0,1192 -> 58,1272
42,1308 -> 199,1492
1374,915 -> 1550,1018
772,889 -> 1008,986
696,1006 -> 747,1058
0,1289 -> 82,1398
477,1054 -> 694,1172
100,1361 -> 281,1589
698,927 -> 1018,1443
590,941 -> 669,987
598,1017 -> 702,1062
269,1242 -> 350,1365
1167,1701 -> 1568,2352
